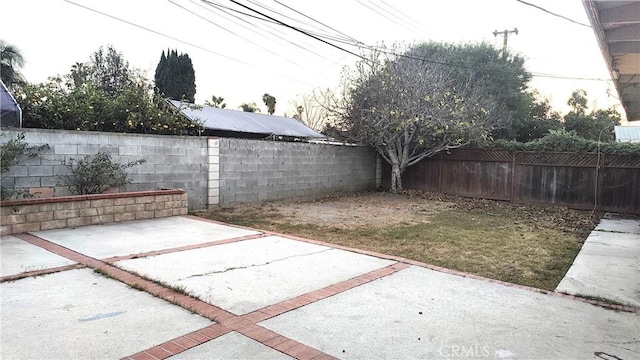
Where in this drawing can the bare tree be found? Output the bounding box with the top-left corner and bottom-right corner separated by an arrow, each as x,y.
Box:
288,89 -> 335,131
336,45 -> 504,192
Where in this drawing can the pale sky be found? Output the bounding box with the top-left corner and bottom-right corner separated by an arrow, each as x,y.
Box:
0,0 -> 629,122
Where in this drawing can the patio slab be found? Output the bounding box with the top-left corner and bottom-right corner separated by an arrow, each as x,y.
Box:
0,235 -> 76,277
32,216 -> 259,258
557,219 -> 640,307
261,265 -> 640,359
0,268 -> 212,359
115,236 -> 395,315
595,217 -> 640,234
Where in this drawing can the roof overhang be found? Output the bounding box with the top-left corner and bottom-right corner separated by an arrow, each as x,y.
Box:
583,1 -> 640,121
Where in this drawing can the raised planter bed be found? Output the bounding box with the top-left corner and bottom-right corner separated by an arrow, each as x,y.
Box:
0,189 -> 188,235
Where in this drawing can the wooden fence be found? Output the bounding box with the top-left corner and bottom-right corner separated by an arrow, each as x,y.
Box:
381,149 -> 640,214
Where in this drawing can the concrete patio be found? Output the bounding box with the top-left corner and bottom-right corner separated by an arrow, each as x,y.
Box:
1,215 -> 638,359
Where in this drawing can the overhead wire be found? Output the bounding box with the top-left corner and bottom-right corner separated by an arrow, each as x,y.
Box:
63,0 -> 317,87
195,0 -> 332,60
224,0 -> 608,82
363,0 -> 424,35
515,0 -> 592,28
167,0 -> 304,68
63,0 -> 249,65
378,0 -> 428,33
228,0 -> 372,63
272,0 -> 361,44
355,0 -> 417,34
200,0 -> 361,45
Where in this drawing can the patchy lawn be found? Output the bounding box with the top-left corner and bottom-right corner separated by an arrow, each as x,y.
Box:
194,191 -> 598,291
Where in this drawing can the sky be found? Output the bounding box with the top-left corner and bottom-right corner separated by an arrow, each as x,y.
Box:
0,0 -> 631,123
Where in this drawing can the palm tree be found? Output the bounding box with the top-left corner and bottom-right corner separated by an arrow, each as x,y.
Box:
239,102 -> 260,113
262,93 -> 276,115
0,40 -> 26,89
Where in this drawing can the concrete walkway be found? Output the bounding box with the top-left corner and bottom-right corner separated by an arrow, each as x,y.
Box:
1,215 -> 639,360
556,213 -> 640,307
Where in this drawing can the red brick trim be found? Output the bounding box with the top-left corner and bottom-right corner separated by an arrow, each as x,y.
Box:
0,189 -> 184,207
13,233 -> 236,322
0,263 -> 86,283
123,324 -> 232,360
102,233 -> 266,263
240,262 -> 409,324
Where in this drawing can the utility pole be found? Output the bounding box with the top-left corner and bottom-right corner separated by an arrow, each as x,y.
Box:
493,28 -> 518,59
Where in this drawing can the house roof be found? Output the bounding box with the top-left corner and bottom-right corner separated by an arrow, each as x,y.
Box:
614,125 -> 640,142
583,1 -> 640,121
168,100 -> 325,139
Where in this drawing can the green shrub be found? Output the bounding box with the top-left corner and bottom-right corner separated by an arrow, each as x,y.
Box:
59,152 -> 146,195
487,129 -> 640,155
0,133 -> 48,200
16,77 -> 203,135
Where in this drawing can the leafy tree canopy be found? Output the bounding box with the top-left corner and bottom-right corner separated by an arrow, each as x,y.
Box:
16,46 -> 202,135
154,49 -> 196,103
334,42 -> 506,192
563,89 -> 620,142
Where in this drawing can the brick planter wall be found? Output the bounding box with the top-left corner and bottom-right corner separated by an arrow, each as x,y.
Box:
0,189 -> 188,235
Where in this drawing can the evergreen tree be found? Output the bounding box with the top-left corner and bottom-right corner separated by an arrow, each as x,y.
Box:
154,49 -> 196,102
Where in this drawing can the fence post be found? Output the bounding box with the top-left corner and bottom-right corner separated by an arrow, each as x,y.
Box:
438,151 -> 443,193
510,151 -> 517,202
596,153 -> 605,213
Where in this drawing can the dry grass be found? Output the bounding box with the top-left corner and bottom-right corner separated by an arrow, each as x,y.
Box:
195,191 -> 598,291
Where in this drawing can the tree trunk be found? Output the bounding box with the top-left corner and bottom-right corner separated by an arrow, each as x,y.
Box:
390,161 -> 403,193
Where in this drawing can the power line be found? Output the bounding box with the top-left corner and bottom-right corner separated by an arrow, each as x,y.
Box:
223,0 -> 607,82
62,0 -> 317,87
515,0 -> 591,28
363,0 -> 424,35
272,0 -> 361,44
378,0 -> 428,33
355,0 -> 417,34
168,0 -> 304,68
191,0 -> 330,60
200,0 -> 358,45
228,0 -> 370,62
63,0 -> 249,65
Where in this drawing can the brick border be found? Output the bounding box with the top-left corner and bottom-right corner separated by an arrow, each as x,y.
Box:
0,189 -> 185,207
1,189 -> 188,235
186,215 -> 640,314
0,263 -> 86,283
101,233 -> 266,263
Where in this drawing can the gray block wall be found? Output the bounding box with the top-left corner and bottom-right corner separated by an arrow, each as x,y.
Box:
217,138 -> 377,204
1,129 -> 208,210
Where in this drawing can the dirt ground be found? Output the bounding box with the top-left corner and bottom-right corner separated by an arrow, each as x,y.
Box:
218,190 -> 597,235
201,190 -> 598,290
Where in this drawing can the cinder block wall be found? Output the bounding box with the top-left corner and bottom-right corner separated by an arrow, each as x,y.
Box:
1,129 -> 208,210
216,138 -> 377,205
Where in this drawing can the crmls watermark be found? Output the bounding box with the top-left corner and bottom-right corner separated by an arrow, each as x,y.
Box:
438,344 -> 515,359
439,345 -> 491,358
